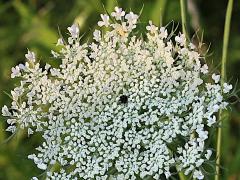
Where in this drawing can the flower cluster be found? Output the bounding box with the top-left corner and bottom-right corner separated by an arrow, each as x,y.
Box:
2,7 -> 232,180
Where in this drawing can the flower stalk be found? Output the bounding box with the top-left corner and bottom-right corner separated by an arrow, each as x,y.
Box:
180,0 -> 188,38
215,0 -> 234,180
178,171 -> 187,180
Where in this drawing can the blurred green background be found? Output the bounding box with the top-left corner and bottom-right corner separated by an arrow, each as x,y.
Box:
0,0 -> 239,179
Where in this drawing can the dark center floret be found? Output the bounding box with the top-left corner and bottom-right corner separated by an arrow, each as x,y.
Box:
119,95 -> 128,104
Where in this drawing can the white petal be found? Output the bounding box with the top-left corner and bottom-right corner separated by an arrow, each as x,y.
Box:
25,50 -> 36,62
67,24 -> 79,38
37,163 -> 47,170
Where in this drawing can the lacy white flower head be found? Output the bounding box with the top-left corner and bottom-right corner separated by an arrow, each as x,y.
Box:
2,7 -> 233,180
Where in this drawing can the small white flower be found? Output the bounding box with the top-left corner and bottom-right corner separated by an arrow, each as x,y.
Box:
125,12 -> 138,25
212,73 -> 220,83
11,66 -> 21,78
51,50 -> 59,58
25,50 -> 36,62
146,21 -> 158,34
223,83 -> 232,93
205,150 -> 212,160
2,105 -> 11,116
93,30 -> 101,41
57,38 -> 64,46
67,24 -> 79,38
164,171 -> 171,179
28,128 -> 34,135
18,63 -> 25,70
201,64 -> 209,74
11,90 -> 19,101
189,43 -> 196,50
6,126 -> 16,133
212,104 -> 220,112
197,129 -> 208,141
159,27 -> 168,39
207,116 -> 216,126
31,177 -> 38,180
175,33 -> 186,46
37,163 -> 47,170
45,63 -> 51,70
193,170 -> 204,179
68,37 -> 74,44
196,159 -> 204,167
111,7 -> 125,20
98,14 -> 110,27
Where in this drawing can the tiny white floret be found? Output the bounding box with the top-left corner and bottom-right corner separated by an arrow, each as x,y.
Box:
67,24 -> 79,38
25,50 -> 36,62
98,14 -> 110,27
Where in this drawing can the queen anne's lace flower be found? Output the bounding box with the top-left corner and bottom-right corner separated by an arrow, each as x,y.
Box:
57,38 -> 64,46
146,21 -> 158,34
11,66 -> 21,78
67,24 -> 79,38
25,50 -> 36,62
93,30 -> 101,42
212,73 -> 220,83
98,14 -> 110,27
2,7 -> 232,180
175,33 -> 186,46
223,83 -> 233,93
111,7 -> 125,20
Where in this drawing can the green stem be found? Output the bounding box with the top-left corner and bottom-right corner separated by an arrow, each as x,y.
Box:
215,0 -> 234,180
178,171 -> 187,180
180,0 -> 188,37
151,0 -> 167,26
106,0 -> 116,12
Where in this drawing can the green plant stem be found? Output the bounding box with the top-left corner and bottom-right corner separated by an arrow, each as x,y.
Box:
151,0 -> 167,26
180,0 -> 188,37
178,171 -> 187,180
106,0 -> 116,12
215,0 -> 234,180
